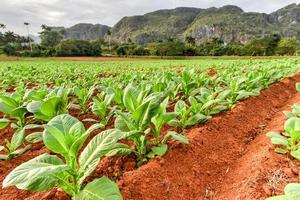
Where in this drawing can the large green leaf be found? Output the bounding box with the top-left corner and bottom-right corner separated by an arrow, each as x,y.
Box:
9,128 -> 25,152
40,97 -> 60,117
123,85 -> 138,113
0,96 -> 18,114
74,177 -> 123,200
3,153 -> 68,191
162,131 -> 189,144
186,113 -> 208,126
43,114 -> 84,156
79,129 -> 123,172
284,117 -> 300,140
151,144 -> 168,156
26,101 -> 42,113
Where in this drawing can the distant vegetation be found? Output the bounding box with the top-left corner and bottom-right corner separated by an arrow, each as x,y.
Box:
1,23 -> 300,57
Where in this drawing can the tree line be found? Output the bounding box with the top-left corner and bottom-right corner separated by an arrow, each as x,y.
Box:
1,23 -> 300,57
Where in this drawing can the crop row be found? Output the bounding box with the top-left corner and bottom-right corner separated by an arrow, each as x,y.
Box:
0,60 -> 300,199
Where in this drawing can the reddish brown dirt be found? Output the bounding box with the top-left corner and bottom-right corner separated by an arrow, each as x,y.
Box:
1,74 -> 300,200
215,92 -> 300,200
119,74 -> 300,200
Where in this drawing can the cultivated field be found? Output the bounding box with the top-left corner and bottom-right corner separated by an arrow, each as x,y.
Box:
0,57 -> 300,200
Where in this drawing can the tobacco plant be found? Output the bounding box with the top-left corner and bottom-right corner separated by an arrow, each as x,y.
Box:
71,86 -> 95,114
149,97 -> 188,156
0,92 -> 32,160
91,92 -> 115,127
168,99 -> 209,131
26,87 -> 70,122
3,114 -> 127,199
267,117 -> 300,159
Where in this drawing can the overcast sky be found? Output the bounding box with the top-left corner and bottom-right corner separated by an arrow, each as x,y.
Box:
0,0 -> 299,35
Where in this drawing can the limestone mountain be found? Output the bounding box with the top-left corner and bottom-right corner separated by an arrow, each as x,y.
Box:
110,4 -> 300,44
51,23 -> 111,40
45,4 -> 300,45
111,7 -> 201,44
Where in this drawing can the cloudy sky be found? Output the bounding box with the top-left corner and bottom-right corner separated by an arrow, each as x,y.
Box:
0,0 -> 299,35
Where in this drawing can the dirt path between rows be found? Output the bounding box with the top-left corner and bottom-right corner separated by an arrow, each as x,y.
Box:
119,74 -> 300,200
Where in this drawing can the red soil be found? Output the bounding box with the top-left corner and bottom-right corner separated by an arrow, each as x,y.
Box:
119,74 -> 300,200
0,74 -> 300,200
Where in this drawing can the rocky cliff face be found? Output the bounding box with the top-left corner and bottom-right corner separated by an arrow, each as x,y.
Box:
63,23 -> 111,40
48,4 -> 300,44
111,4 -> 300,44
111,7 -> 202,44
51,23 -> 111,40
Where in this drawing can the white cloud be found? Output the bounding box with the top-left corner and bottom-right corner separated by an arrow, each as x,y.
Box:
0,0 -> 299,35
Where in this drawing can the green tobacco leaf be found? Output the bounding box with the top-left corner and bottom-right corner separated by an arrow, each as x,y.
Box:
40,97 -> 60,117
9,128 -> 25,152
285,183 -> 300,198
284,117 -> 300,140
163,131 -> 189,144
187,113 -> 208,126
0,96 -> 18,114
174,100 -> 186,113
123,85 -> 138,113
74,176 -> 123,200
43,114 -> 83,155
79,129 -> 123,172
151,144 -> 168,156
274,148 -> 288,154
8,145 -> 31,159
283,111 -> 296,119
26,132 -> 43,143
291,149 -> 300,160
270,137 -> 289,147
266,131 -> 286,139
3,153 -> 67,191
105,143 -> 132,157
0,118 -> 10,129
26,101 -> 42,113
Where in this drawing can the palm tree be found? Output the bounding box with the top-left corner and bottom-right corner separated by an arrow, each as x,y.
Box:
106,29 -> 112,54
0,24 -> 6,35
24,22 -> 32,51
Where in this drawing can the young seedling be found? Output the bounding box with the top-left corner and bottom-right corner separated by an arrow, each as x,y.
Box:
168,100 -> 209,131
26,87 -> 70,122
267,117 -> 300,160
70,86 -> 95,114
3,114 -> 127,199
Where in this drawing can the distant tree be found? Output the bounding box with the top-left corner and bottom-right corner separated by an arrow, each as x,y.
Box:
40,24 -> 63,48
244,38 -> 269,56
24,22 -> 32,51
148,40 -> 186,56
3,43 -> 17,56
106,29 -> 112,54
55,39 -> 101,56
185,36 -> 196,46
276,38 -> 300,55
197,38 -> 225,56
265,34 -> 281,55
225,43 -> 245,56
